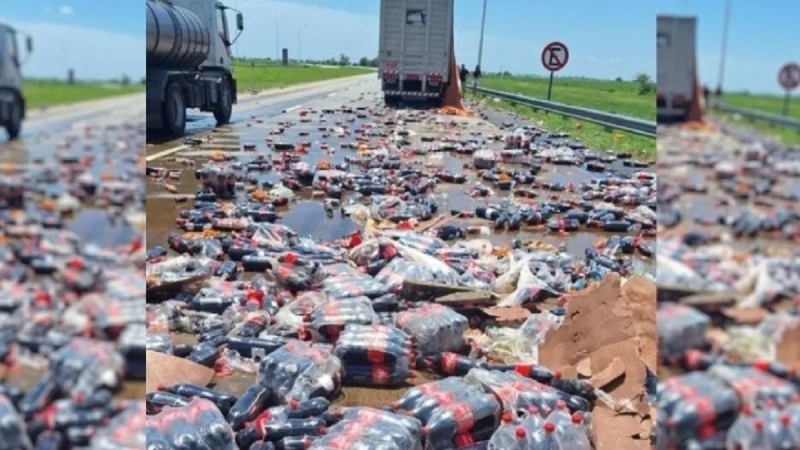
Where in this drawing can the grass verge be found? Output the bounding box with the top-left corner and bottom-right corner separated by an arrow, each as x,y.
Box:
722,93 -> 800,120
233,64 -> 373,92
23,80 -> 143,109
469,75 -> 656,157
710,110 -> 800,147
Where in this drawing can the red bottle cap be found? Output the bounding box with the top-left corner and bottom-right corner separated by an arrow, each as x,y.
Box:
544,421 -> 556,433
515,428 -> 526,439
501,412 -> 513,423
571,412 -> 583,424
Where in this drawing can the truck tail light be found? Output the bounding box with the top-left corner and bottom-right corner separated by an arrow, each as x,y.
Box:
428,74 -> 442,86
383,72 -> 398,83
405,74 -> 419,81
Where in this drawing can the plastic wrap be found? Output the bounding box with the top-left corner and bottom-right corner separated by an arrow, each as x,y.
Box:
0,393 -> 32,450
657,372 -> 741,448
395,303 -> 467,355
335,324 -> 412,386
146,397 -> 237,449
89,401 -> 146,450
257,340 -> 342,404
309,296 -> 378,342
309,407 -> 423,450
657,303 -> 710,360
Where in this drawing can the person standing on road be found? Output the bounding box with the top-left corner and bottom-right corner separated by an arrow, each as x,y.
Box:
459,64 -> 469,98
472,64 -> 481,92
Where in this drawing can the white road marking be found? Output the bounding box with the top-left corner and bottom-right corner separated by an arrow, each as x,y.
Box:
327,92 -> 338,97
285,104 -> 303,112
146,144 -> 189,162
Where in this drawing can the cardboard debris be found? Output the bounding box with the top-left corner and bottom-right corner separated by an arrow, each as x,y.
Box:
538,274 -> 655,449
590,356 -> 626,389
721,306 -> 769,325
776,321 -> 800,372
576,357 -> 592,377
146,350 -> 214,393
480,306 -> 531,324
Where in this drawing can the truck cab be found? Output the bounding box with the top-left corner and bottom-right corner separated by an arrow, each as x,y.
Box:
0,23 -> 31,140
146,0 -> 243,137
656,15 -> 697,123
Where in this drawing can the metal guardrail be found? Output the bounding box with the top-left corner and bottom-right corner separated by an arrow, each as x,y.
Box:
711,101 -> 800,132
473,86 -> 657,139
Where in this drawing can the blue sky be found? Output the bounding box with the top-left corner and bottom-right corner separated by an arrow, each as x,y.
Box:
657,0 -> 800,95
231,0 -> 655,81
0,0 -> 143,81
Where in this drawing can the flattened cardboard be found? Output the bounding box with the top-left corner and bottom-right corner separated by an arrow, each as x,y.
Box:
146,350 -> 214,393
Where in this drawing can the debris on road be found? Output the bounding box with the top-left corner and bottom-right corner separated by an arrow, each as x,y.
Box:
145,87 -> 656,449
0,120 -> 146,448
656,123 -> 800,449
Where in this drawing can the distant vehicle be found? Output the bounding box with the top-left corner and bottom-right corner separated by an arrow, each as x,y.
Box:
146,0 -> 244,137
0,23 -> 32,140
378,0 -> 455,106
657,15 -> 697,122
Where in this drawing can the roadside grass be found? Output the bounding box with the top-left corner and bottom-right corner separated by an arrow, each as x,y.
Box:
23,79 -> 143,109
232,63 -> 373,92
469,75 -> 656,157
710,110 -> 800,147
722,92 -> 800,120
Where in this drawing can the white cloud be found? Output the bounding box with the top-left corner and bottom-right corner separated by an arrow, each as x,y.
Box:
13,21 -> 144,81
59,5 -> 74,16
232,1 -> 653,79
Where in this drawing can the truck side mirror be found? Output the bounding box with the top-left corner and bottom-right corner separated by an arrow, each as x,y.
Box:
25,36 -> 32,53
236,13 -> 243,31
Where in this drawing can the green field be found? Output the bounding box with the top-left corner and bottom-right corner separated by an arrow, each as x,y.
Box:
233,63 -> 373,93
714,92 -> 800,146
472,75 -> 656,157
23,80 -> 143,109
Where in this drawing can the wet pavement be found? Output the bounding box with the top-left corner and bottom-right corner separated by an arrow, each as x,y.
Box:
655,122 -> 800,449
146,80 -> 655,274
144,79 -> 657,449
0,94 -> 146,448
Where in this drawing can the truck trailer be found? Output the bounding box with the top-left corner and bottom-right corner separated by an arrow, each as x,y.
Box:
0,23 -> 32,140
656,15 -> 697,123
378,0 -> 454,107
146,0 -> 243,137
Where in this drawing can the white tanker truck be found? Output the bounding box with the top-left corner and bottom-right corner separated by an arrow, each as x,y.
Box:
146,0 -> 243,137
0,22 -> 32,140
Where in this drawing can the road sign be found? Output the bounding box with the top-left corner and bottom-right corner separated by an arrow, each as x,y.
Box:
779,63 -> 800,116
541,41 -> 569,72
541,42 -> 569,101
778,63 -> 800,91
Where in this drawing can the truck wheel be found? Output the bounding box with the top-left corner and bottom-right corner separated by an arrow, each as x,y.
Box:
163,83 -> 186,137
5,96 -> 22,140
214,80 -> 233,126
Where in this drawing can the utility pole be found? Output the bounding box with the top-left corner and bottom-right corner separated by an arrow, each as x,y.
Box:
477,0 -> 487,68
717,0 -> 732,96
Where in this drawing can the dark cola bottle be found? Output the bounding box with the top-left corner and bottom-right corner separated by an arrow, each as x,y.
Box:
277,435 -> 315,450
283,398 -> 331,419
249,441 -> 277,450
228,383 -> 272,430
390,378 -> 466,412
228,336 -> 288,360
34,429 -> 64,449
167,384 -> 238,415
550,378 -> 596,401
19,377 -> 59,418
146,392 -> 190,414
422,352 -> 487,376
424,397 -> 500,450
492,363 -> 555,384
237,417 -> 326,448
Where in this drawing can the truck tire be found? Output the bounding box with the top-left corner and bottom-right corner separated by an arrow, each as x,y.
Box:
214,79 -> 233,126
4,96 -> 22,140
163,83 -> 186,137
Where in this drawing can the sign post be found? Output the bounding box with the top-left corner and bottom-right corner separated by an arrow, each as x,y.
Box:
541,41 -> 569,101
778,62 -> 800,116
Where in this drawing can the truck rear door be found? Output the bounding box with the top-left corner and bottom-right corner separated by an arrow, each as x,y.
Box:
379,0 -> 453,96
657,16 -> 696,118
